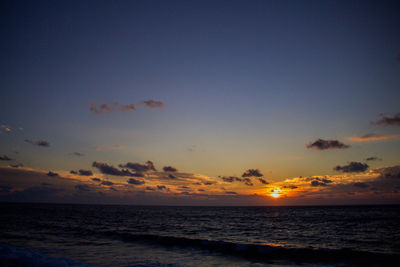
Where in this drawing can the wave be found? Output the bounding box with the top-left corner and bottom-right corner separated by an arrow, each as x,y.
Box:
0,244 -> 92,267
96,231 -> 399,265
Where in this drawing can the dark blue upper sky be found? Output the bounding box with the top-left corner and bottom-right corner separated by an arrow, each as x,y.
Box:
0,0 -> 399,193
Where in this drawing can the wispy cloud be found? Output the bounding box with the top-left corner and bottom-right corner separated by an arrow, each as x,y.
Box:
25,139 -> 50,147
373,113 -> 400,126
140,99 -> 164,109
365,156 -> 381,161
347,133 -> 400,142
306,139 -> 349,150
89,102 -> 136,114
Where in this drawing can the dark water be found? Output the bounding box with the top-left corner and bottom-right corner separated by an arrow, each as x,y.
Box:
1,203 -> 400,266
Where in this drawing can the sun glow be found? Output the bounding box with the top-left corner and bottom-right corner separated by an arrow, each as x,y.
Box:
270,188 -> 282,198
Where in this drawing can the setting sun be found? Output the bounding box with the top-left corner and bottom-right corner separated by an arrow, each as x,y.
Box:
270,189 -> 282,198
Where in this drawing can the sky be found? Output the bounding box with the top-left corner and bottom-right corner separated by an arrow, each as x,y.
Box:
1,0 -> 399,205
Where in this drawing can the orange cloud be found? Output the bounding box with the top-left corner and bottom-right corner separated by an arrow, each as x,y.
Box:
347,133 -> 400,142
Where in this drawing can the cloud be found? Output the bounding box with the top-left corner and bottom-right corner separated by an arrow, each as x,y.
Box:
225,191 -> 238,195
334,162 -> 369,173
163,166 -> 177,172
310,177 -> 333,187
78,169 -> 93,176
220,176 -> 253,186
101,181 -> 114,186
146,186 -> 155,191
92,178 -> 101,182
0,125 -> 11,133
242,169 -> 263,177
306,139 -> 349,150
70,152 -> 84,156
0,155 -> 12,161
47,171 -> 58,177
25,139 -> 50,147
89,102 -> 136,114
92,161 -> 136,176
119,161 -> 156,172
365,156 -> 381,161
127,178 -> 145,185
75,184 -> 91,191
157,185 -> 167,191
258,178 -> 269,185
10,163 -> 23,168
167,174 -> 177,179
141,99 -> 164,108
70,170 -> 78,174
373,113 -> 400,126
0,185 -> 11,193
347,133 -> 400,142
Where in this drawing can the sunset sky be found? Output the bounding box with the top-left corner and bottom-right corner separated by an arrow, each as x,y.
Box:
1,0 -> 399,205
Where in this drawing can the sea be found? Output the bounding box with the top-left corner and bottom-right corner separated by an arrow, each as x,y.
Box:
1,203 -> 399,266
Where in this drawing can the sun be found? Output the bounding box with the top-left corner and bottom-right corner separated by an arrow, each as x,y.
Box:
270,192 -> 281,198
270,188 -> 282,198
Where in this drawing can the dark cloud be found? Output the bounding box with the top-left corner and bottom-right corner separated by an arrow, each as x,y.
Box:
311,180 -> 327,187
78,169 -> 93,176
373,113 -> 400,126
127,178 -> 145,185
334,162 -> 369,173
25,139 -> 50,147
310,177 -> 332,187
258,178 -> 269,185
221,176 -> 240,183
283,185 -> 298,189
141,99 -> 164,108
203,181 -> 215,185
47,171 -> 58,177
70,170 -> 78,174
0,155 -> 12,161
198,189 -> 205,192
89,102 -> 136,114
101,181 -> 114,186
353,182 -> 369,188
180,186 -> 190,189
167,174 -> 177,179
221,176 -> 253,186
306,139 -> 349,150
10,163 -> 23,168
163,166 -> 177,172
119,161 -> 156,172
365,156 -> 381,161
92,178 -> 101,182
145,186 -> 155,191
75,184 -> 91,191
92,161 -> 136,176
242,169 -> 263,177
157,185 -> 167,191
242,178 -> 253,186
71,152 -> 84,156
225,191 -> 238,195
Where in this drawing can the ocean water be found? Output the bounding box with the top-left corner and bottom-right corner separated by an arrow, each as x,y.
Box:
1,203 -> 400,266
